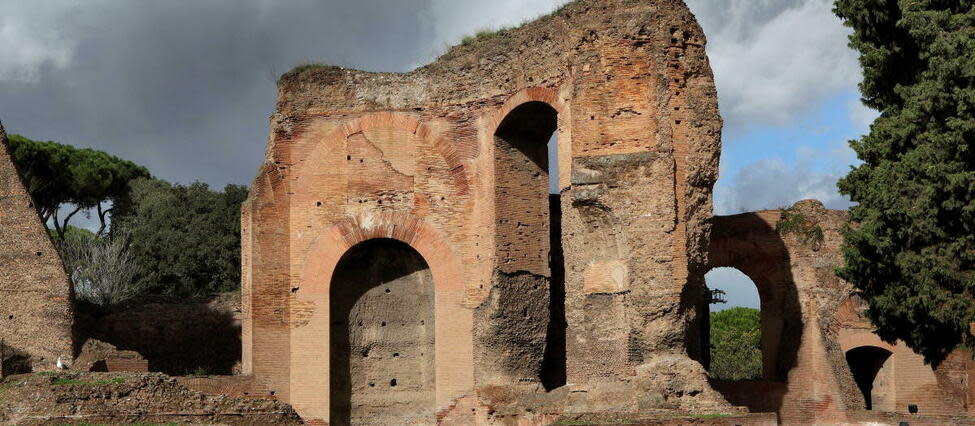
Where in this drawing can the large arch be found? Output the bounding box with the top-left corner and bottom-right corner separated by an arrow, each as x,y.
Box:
704,212 -> 804,416
706,214 -> 802,382
704,267 -> 763,381
329,238 -> 436,425
289,212 -> 472,422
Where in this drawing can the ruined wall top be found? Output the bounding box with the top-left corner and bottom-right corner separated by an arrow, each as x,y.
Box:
272,0 -> 713,116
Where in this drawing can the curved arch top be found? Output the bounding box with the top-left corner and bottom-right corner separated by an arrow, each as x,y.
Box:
287,211 -> 473,420
489,86 -> 566,132
300,211 -> 465,295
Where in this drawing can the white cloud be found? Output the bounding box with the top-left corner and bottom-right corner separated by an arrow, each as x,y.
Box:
848,97 -> 880,135
714,157 -> 853,215
684,0 -> 861,130
0,1 -> 82,83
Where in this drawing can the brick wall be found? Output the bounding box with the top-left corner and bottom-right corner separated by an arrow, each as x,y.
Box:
242,0 -> 724,421
0,121 -> 73,374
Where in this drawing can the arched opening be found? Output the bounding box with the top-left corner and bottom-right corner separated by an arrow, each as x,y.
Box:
488,100 -> 565,390
329,238 -> 435,425
704,267 -> 763,381
705,213 -> 806,416
845,346 -> 894,411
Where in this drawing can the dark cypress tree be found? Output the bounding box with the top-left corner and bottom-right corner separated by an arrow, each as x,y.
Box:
834,0 -> 975,363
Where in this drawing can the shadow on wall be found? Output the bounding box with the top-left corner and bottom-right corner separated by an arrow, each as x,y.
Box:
479,100 -> 566,390
329,238 -> 436,426
0,340 -> 32,377
75,295 -> 242,375
845,346 -> 894,411
698,212 -> 804,415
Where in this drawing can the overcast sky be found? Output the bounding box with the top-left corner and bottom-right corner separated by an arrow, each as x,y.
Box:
0,0 -> 877,309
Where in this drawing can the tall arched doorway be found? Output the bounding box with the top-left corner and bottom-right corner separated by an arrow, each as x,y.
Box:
329,238 -> 436,425
845,346 -> 894,411
485,100 -> 566,390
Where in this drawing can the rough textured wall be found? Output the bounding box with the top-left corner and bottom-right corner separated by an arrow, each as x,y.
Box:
836,297 -> 975,417
0,121 -> 73,375
708,200 -> 975,423
242,0 -> 724,422
707,201 -> 854,423
329,239 -> 436,426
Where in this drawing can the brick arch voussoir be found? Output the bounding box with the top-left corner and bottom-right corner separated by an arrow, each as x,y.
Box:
301,212 -> 464,297
489,86 -> 565,133
839,333 -> 898,354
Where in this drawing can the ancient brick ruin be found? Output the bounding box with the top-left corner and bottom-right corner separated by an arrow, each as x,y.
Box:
707,200 -> 975,423
0,0 -> 974,424
0,122 -> 74,376
238,0 -> 975,424
241,0 -> 722,422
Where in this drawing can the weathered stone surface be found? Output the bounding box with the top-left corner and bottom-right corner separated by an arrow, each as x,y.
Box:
0,120 -> 73,375
241,0 -> 724,422
705,200 -> 975,423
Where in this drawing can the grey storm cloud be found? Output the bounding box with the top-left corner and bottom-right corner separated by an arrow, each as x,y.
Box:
0,0 -> 860,192
0,0 -> 442,187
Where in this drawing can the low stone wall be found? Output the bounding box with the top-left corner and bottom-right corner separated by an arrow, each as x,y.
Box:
177,375 -> 273,399
710,380 -> 787,415
77,295 -> 241,375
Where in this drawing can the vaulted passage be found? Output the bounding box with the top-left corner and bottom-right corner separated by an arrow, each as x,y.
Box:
485,101 -> 565,389
846,346 -> 894,411
329,239 -> 435,425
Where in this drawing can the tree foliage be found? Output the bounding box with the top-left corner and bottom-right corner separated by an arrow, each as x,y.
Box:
7,134 -> 150,237
709,307 -> 762,381
834,0 -> 975,362
112,178 -> 248,299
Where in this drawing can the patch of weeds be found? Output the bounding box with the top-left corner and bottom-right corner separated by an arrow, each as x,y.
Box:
776,207 -> 825,249
461,27 -> 513,46
0,380 -> 19,400
278,63 -> 342,82
52,377 -> 124,386
36,371 -> 57,376
551,3 -> 572,16
188,366 -> 211,377
688,413 -> 734,419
